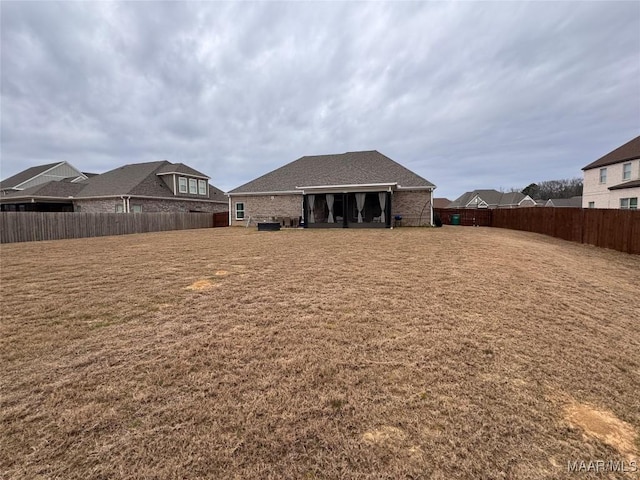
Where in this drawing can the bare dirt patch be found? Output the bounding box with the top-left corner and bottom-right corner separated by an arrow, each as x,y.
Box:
362,425 -> 407,445
185,279 -> 216,290
1,227 -> 639,479
565,402 -> 639,460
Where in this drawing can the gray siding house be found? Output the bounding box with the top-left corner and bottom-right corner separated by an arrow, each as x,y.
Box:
228,150 -> 436,228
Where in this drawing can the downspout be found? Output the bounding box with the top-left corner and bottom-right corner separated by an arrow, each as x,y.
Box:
228,196 -> 232,226
120,195 -> 127,212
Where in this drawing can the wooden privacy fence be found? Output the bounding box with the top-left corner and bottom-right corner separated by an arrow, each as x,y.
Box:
491,208 -> 640,254
0,211 -> 228,243
435,207 -> 640,254
434,208 -> 492,226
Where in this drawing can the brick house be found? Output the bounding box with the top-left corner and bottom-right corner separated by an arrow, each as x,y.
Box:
582,136 -> 640,209
447,189 -> 537,209
1,161 -> 228,213
227,150 -> 436,228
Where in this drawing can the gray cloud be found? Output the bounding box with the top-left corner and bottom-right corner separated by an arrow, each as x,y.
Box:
1,1 -> 638,198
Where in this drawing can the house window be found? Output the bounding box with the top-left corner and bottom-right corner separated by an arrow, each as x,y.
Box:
189,178 -> 197,194
178,177 -> 188,193
235,202 -> 245,220
599,168 -> 607,184
115,204 -> 124,213
623,162 -> 632,180
620,197 -> 638,209
198,179 -> 207,196
131,204 -> 142,213
588,202 -> 595,209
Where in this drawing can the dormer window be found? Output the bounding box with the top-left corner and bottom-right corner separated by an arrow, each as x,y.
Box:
178,177 -> 188,193
198,179 -> 207,196
189,178 -> 197,194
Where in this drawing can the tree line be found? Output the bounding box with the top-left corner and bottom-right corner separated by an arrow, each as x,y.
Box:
514,178 -> 583,200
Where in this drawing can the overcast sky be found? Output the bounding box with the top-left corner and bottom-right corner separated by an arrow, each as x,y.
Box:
1,1 -> 638,199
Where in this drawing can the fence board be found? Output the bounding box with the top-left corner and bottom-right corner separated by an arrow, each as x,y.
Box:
491,207 -> 639,255
0,212 -> 228,243
434,208 -> 492,226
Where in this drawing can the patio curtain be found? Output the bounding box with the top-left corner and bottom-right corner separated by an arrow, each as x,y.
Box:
327,194 -> 334,223
378,192 -> 386,224
308,194 -> 315,223
355,193 -> 366,223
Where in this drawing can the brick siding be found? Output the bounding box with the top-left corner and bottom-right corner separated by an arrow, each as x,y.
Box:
74,197 -> 228,213
230,194 -> 303,226
391,190 -> 433,226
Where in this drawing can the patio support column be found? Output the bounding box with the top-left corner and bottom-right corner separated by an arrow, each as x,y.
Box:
343,194 -> 348,228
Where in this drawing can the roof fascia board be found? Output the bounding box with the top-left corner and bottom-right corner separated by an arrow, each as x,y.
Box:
396,185 -> 435,191
76,194 -> 227,204
518,195 -> 534,205
582,156 -> 640,171
296,182 -> 397,190
156,172 -> 210,180
608,183 -> 640,191
0,195 -> 74,202
227,190 -> 302,196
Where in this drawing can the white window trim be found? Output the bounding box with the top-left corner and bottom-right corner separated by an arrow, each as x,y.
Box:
599,168 -> 607,184
198,179 -> 207,196
178,177 -> 188,193
621,197 -> 638,210
622,162 -> 632,181
189,178 -> 197,194
235,202 -> 245,220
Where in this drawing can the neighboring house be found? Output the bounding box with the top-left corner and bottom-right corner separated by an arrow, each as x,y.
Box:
227,150 -> 436,228
545,196 -> 583,208
448,189 -> 536,209
582,135 -> 640,209
1,161 -> 228,213
433,197 -> 452,209
0,161 -> 87,196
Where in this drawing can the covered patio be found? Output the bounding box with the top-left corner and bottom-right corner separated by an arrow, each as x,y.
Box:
299,184 -> 393,228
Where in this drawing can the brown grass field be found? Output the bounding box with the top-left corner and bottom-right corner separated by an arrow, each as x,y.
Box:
1,227 -> 639,479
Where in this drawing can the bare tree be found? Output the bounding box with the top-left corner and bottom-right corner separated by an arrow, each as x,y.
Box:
516,178 -> 582,200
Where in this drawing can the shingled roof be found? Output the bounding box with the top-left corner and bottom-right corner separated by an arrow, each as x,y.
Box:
608,179 -> 640,191
0,162 -> 63,190
448,189 -> 530,208
582,136 -> 640,170
156,163 -> 209,178
229,150 -> 434,194
2,179 -> 86,198
2,161 -> 225,202
76,161 -> 224,200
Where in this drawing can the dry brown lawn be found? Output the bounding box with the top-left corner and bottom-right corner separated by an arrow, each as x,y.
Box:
1,227 -> 639,479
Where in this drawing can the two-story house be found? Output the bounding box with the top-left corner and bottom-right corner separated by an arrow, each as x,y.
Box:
582,136 -> 640,209
1,161 -> 228,213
